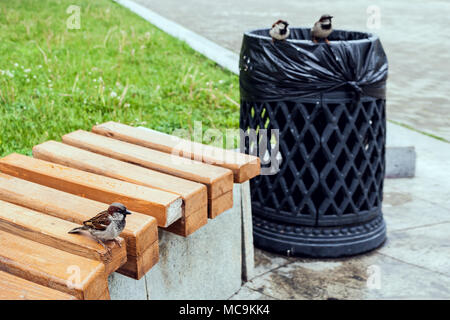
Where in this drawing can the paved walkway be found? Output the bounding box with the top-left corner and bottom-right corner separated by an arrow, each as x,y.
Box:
126,0 -> 450,299
135,0 -> 450,142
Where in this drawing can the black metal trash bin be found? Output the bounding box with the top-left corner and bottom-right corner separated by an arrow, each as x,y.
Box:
239,28 -> 388,257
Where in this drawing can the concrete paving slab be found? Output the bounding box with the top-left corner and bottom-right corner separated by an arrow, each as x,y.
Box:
246,252 -> 450,299
382,191 -> 450,231
229,285 -> 276,300
385,122 -> 450,209
109,272 -> 148,300
387,177 -> 450,210
253,248 -> 294,278
379,222 -> 450,277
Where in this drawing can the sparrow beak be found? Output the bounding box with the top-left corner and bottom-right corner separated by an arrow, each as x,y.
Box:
125,210 -> 132,215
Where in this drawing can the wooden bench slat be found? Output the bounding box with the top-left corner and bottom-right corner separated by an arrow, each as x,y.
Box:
92,121 -> 260,183
0,153 -> 182,228
0,230 -> 109,300
63,130 -> 233,199
210,189 -> 234,219
33,140 -> 208,236
166,205 -> 208,236
0,173 -> 157,279
119,241 -> 159,280
0,271 -> 77,300
0,200 -> 126,275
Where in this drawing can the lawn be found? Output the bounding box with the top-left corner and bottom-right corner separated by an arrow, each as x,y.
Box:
0,0 -> 240,156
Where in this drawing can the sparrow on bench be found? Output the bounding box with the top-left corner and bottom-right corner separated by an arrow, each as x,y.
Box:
68,202 -> 131,257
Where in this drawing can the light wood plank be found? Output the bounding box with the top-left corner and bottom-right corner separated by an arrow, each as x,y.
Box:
165,205 -> 208,236
92,121 -> 260,183
0,271 -> 77,300
63,130 -> 233,199
0,230 -> 108,300
0,153 -> 182,227
0,200 -> 126,275
210,189 -> 234,218
33,140 -> 208,236
118,241 -> 159,280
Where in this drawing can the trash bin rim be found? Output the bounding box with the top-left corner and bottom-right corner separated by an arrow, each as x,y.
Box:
243,27 -> 378,45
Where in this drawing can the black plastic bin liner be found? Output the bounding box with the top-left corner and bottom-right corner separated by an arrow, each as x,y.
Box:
240,28 -> 388,102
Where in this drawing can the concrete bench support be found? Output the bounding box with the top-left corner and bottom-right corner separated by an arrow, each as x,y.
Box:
109,182 -> 254,299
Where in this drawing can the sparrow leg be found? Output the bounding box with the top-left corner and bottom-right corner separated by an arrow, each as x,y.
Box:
312,37 -> 318,43
113,238 -> 122,248
325,38 -> 330,45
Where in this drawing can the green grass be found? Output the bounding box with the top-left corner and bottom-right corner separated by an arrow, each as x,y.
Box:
0,0 -> 240,156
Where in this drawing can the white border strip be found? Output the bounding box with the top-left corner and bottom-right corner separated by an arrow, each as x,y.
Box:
115,0 -> 240,74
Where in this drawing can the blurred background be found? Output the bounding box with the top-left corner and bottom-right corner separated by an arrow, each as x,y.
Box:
136,0 -> 450,141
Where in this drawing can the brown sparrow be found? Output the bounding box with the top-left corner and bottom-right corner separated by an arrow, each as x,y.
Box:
269,20 -> 290,42
68,202 -> 131,254
311,14 -> 333,44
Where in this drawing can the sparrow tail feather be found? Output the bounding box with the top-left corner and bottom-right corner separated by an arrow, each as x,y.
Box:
68,226 -> 87,234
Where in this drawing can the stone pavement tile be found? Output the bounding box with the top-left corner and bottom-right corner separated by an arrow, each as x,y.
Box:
383,191 -> 450,231
245,252 -> 450,299
109,272 -> 148,300
253,248 -> 294,278
229,284 -> 277,300
379,222 -> 450,276
386,176 -> 450,210
385,123 -> 450,209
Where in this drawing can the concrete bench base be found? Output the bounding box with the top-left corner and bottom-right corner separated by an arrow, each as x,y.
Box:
109,182 -> 253,299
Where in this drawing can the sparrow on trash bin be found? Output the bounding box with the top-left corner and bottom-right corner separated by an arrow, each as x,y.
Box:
270,20 -> 290,42
68,202 -> 131,255
311,14 -> 333,44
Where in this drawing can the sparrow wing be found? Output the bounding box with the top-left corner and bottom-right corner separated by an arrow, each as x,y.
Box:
311,21 -> 319,34
83,210 -> 111,231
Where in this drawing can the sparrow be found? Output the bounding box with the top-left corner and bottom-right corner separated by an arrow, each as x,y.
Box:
269,20 -> 290,42
311,14 -> 333,44
68,202 -> 131,254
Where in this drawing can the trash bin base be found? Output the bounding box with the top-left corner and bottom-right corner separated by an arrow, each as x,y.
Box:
253,213 -> 386,258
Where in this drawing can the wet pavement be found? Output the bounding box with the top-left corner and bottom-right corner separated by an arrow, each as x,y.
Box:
134,0 -> 450,141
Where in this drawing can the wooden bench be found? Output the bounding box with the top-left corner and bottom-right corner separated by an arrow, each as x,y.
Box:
0,122 -> 261,299
32,140 -> 208,236
0,271 -> 77,300
0,200 -> 126,275
0,230 -> 109,300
